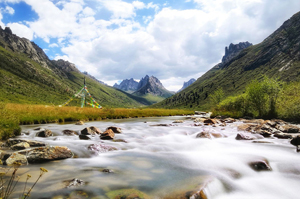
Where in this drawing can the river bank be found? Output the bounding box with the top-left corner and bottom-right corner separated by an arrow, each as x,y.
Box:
0,102 -> 193,139
0,115 -> 300,198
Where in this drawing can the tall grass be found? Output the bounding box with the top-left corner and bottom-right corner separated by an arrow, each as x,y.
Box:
0,104 -> 193,139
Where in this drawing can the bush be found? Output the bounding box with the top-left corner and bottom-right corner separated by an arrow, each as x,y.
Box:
214,76 -> 282,119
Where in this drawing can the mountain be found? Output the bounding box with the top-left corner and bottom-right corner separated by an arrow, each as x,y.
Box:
129,75 -> 174,103
0,26 -> 151,107
178,78 -> 196,92
153,11 -> 300,109
113,78 -> 139,93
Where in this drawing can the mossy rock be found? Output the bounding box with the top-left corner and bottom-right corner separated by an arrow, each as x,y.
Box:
106,189 -> 151,199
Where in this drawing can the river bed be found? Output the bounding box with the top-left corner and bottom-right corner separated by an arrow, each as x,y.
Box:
8,116 -> 300,198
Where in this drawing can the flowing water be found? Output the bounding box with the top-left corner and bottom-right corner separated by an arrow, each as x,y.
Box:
9,116 -> 300,198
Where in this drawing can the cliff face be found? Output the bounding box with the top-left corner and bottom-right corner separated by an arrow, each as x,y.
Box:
113,78 -> 139,92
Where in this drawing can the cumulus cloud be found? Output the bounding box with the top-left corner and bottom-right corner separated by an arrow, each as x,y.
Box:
6,22 -> 34,40
2,0 -> 300,90
5,6 -> 15,14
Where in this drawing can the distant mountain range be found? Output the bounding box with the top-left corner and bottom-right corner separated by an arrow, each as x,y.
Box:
113,78 -> 138,93
0,26 -> 151,107
114,75 -> 174,103
153,11 -> 300,109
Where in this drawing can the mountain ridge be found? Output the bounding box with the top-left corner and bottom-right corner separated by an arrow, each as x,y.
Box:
0,26 -> 150,107
152,11 -> 300,109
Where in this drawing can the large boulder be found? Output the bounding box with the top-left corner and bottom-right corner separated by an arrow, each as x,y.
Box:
6,152 -> 28,166
100,129 -> 115,140
81,126 -> 102,135
19,146 -> 73,163
36,129 -> 53,137
107,126 -> 122,134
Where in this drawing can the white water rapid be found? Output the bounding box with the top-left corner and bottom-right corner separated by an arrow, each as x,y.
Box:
13,116 -> 300,198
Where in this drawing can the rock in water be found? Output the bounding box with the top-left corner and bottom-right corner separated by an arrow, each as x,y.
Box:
249,159 -> 272,171
291,136 -> 300,152
100,129 -> 115,140
20,146 -> 73,163
36,129 -> 53,137
107,126 -> 122,134
11,142 -> 30,150
6,152 -> 28,166
81,126 -> 102,135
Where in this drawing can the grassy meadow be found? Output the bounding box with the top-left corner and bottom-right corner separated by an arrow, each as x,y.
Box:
0,103 -> 193,140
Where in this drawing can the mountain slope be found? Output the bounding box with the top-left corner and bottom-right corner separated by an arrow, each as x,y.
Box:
0,26 -> 149,107
153,11 -> 300,109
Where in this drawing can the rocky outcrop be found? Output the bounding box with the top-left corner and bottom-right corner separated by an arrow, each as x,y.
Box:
113,78 -> 139,92
11,142 -> 30,150
178,78 -> 196,92
52,59 -> 80,73
0,26 -> 50,68
221,42 -> 252,64
133,75 -> 174,97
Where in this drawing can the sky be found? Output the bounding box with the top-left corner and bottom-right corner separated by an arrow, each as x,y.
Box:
0,0 -> 299,91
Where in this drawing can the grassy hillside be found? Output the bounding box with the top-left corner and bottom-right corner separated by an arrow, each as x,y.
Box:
153,11 -> 300,110
0,46 -> 151,107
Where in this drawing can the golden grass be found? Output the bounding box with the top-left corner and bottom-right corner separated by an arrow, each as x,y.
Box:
5,103 -> 194,125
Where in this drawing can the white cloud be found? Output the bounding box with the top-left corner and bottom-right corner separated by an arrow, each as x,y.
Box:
5,6 -> 15,14
49,43 -> 59,48
6,22 -> 34,40
2,0 -> 300,90
81,7 -> 95,16
132,1 -> 145,9
99,0 -> 136,19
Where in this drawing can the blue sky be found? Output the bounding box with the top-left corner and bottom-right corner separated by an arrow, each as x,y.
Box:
0,0 -> 300,91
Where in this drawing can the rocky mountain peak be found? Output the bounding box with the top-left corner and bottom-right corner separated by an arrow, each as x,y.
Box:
113,78 -> 139,92
222,42 -> 252,63
178,78 -> 196,92
134,75 -> 173,97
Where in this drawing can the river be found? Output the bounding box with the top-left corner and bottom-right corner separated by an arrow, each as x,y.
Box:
11,116 -> 300,198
